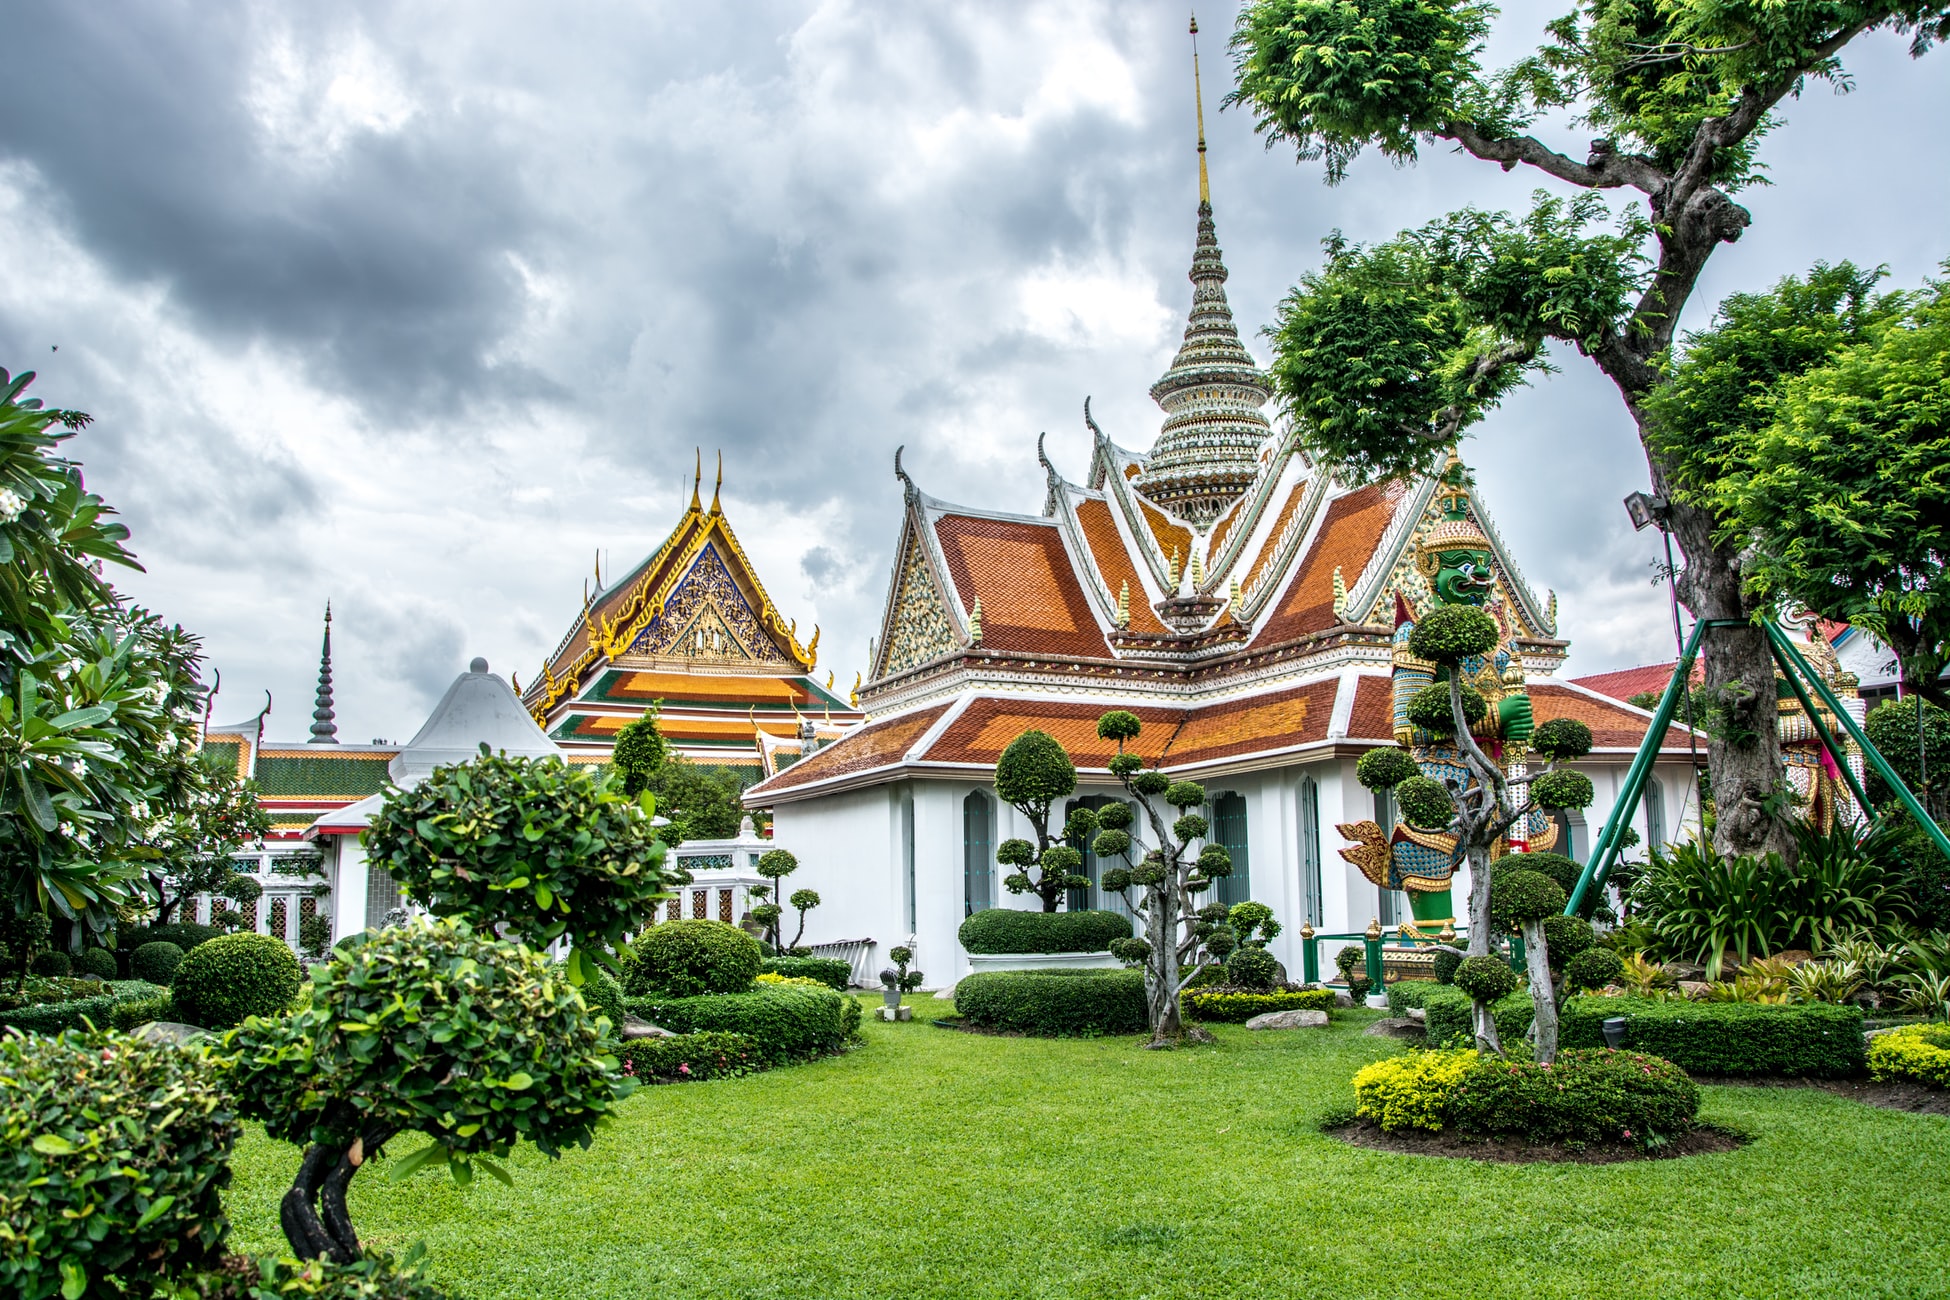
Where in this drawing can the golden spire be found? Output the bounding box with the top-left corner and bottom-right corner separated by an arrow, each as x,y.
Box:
1115,580 -> 1131,629
690,448 -> 702,511
1191,12 -> 1209,206
711,451 -> 723,514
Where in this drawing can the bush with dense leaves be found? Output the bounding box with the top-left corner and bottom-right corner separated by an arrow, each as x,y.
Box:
172,932 -> 302,1029
625,983 -> 848,1064
953,969 -> 1148,1036
1356,746 -> 1420,790
72,946 -> 117,980
1408,605 -> 1500,663
1490,869 -> 1565,931
1446,1048 -> 1700,1144
626,919 -> 762,997
1225,947 -> 1280,991
1453,954 -> 1518,1003
618,1031 -> 762,1083
0,977 -> 169,1035
1560,995 -> 1866,1077
119,921 -> 221,954
109,987 -> 174,1031
1384,979 -> 1445,1015
570,966 -> 625,1031
1424,986 -> 1533,1047
1406,681 -> 1487,735
29,949 -> 71,977
193,1246 -> 448,1300
957,907 -> 1132,954
1396,775 -> 1456,830
1529,717 -> 1594,762
759,955 -> 852,989
131,939 -> 186,985
1352,1048 -> 1477,1131
1565,948 -> 1624,992
1,1028 -> 239,1299
1867,1023 -> 1950,1089
1531,769 -> 1595,812
1183,986 -> 1335,1022
1432,950 -> 1463,984
362,748 -> 673,980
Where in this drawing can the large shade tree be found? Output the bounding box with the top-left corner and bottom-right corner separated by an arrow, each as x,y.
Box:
1230,0 -> 1950,858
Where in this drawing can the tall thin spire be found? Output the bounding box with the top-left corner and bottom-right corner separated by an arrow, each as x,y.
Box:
1130,15 -> 1273,531
308,602 -> 338,744
1191,13 -> 1210,205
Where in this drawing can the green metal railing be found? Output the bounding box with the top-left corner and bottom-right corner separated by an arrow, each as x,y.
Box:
1564,619 -> 1950,918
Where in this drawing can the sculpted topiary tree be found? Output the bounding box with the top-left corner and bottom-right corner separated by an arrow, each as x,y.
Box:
1086,710 -> 1235,1045
749,848 -> 799,950
363,743 -> 673,985
1356,604 -> 1595,1057
993,730 -> 1090,912
1230,0 -> 1950,860
225,918 -> 630,1263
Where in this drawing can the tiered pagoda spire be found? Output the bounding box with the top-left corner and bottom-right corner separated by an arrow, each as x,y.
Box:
1130,14 -> 1273,530
308,602 -> 338,743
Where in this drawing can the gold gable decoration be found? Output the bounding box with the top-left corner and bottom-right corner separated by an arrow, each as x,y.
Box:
880,527 -> 959,677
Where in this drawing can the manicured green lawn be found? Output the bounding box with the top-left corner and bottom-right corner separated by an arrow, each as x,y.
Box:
223,995 -> 1950,1300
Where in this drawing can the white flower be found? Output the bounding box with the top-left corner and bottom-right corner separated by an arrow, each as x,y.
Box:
0,487 -> 23,523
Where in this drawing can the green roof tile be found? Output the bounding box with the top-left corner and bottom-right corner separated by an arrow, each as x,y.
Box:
255,752 -> 393,797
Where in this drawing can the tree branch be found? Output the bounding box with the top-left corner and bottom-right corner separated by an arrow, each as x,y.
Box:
1442,122 -> 1668,194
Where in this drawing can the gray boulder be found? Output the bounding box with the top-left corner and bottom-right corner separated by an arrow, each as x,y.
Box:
1244,1008 -> 1329,1030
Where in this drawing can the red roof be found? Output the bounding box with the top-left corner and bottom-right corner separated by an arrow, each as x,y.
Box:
1529,681 -> 1694,752
1570,661 -> 1701,704
746,703 -> 952,794
931,514 -> 1111,659
1252,486 -> 1398,647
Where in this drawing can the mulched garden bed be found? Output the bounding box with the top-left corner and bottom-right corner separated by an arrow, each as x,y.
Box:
1688,1074 -> 1950,1117
1325,1118 -> 1746,1164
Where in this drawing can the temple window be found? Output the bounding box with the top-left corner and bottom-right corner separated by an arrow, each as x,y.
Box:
1210,792 -> 1250,907
963,790 -> 994,917
1298,775 -> 1323,927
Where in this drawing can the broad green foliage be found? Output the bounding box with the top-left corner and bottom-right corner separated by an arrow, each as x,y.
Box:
1263,199 -> 1647,482
363,747 -> 671,981
1561,994 -> 1867,1077
1353,1048 -> 1476,1131
956,907 -> 1131,955
223,918 -> 628,1181
172,932 -> 302,1029
1,1029 -> 239,1299
626,919 -> 761,997
624,983 -> 849,1064
1864,699 -> 1950,820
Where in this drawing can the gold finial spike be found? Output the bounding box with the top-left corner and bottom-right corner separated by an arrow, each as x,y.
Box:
711,451 -> 723,513
1115,580 -> 1131,630
826,670 -> 834,689
1191,12 -> 1210,205
691,449 -> 702,510
968,597 -> 984,645
850,671 -> 861,708
1365,916 -> 1383,942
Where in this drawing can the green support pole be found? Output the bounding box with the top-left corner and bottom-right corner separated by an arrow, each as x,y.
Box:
1363,932 -> 1383,995
1301,927 -> 1320,985
1508,929 -> 1525,974
1767,625 -> 1950,864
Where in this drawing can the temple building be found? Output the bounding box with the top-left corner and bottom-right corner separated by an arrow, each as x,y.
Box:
743,63 -> 1698,989
519,456 -> 862,788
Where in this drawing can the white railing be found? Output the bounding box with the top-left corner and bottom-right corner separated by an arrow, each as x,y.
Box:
807,938 -> 878,988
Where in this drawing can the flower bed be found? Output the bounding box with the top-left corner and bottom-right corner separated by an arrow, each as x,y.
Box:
1868,1024 -> 1950,1089
1560,995 -> 1866,1077
1184,986 -> 1335,1022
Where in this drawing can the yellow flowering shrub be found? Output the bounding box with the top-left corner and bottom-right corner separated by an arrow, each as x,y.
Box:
1352,1049 -> 1475,1131
1867,1024 -> 1950,1089
755,972 -> 829,990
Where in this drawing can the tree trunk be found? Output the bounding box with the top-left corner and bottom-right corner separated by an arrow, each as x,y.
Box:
281,1125 -> 395,1263
1146,878 -> 1183,1043
1522,918 -> 1558,1065
1463,838 -> 1501,1055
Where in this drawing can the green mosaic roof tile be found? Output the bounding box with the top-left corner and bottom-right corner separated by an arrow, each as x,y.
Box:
255,753 -> 393,797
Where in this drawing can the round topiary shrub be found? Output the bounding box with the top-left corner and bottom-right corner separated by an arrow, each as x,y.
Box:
627,919 -> 762,997
1432,949 -> 1464,984
1531,768 -> 1595,811
1564,947 -> 1624,992
1409,604 -> 1501,663
1542,914 -> 1596,967
1395,775 -> 1456,830
171,932 -> 302,1029
1489,868 -> 1566,932
1226,947 -> 1279,991
1530,717 -> 1594,761
1516,851 -> 1580,898
1454,954 -> 1519,1003
131,940 -> 187,986
30,949 -> 71,977
1406,681 -> 1487,734
957,908 -> 1133,955
120,922 -> 221,955
72,946 -> 118,980
1356,746 -> 1420,791
1,1028 -> 238,1295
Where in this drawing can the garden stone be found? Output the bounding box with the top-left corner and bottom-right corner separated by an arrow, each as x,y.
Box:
1365,1018 -> 1424,1039
135,1021 -> 206,1045
621,1015 -> 676,1039
1408,1007 -> 1426,1022
1333,990 -> 1356,1009
1678,980 -> 1713,1000
1245,1009 -> 1328,1030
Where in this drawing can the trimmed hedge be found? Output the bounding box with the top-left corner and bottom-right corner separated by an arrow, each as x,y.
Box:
625,984 -> 848,1064
73,947 -> 118,980
953,969 -> 1147,1036
29,950 -> 71,977
1,1028 -> 239,1296
109,988 -> 174,1032
575,968 -> 626,1033
1355,1045 -> 1700,1144
1184,987 -> 1336,1022
1385,979 -> 1446,1016
1868,1023 -> 1950,1088
0,979 -> 169,1035
118,922 -> 220,954
619,1031 -> 763,1083
170,933 -> 302,1030
957,908 -> 1133,955
627,920 -> 762,997
1424,986 -> 1534,1047
131,940 -> 186,985
1560,996 -> 1867,1077
761,955 -> 852,990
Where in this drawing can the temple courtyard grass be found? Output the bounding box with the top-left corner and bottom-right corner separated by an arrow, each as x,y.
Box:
221,996 -> 1950,1300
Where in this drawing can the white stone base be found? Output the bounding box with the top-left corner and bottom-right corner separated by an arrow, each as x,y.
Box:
963,951 -> 1123,975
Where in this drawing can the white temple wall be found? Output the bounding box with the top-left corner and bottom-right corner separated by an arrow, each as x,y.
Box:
770,784 -> 900,964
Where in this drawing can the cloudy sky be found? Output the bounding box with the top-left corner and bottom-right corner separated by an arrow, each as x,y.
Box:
3,1 -> 1946,743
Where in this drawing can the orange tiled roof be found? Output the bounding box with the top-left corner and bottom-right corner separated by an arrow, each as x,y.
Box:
1253,486 -> 1397,646
1529,682 -> 1692,752
557,714 -> 798,741
1138,499 -> 1192,571
1074,499 -> 1169,635
1569,661 -> 1701,704
1207,496 -> 1243,558
749,703 -> 952,794
932,515 -> 1110,659
1164,681 -> 1340,765
1240,481 -> 1308,599
1349,674 -> 1394,741
600,671 -> 825,707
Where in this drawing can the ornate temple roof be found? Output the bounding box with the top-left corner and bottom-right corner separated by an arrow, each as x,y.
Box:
522,454 -> 861,784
